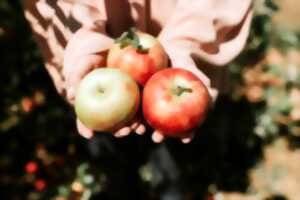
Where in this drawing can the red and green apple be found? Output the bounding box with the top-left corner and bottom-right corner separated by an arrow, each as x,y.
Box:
107,29 -> 168,85
143,68 -> 211,137
75,68 -> 140,132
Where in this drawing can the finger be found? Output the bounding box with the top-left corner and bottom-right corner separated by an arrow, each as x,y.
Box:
114,127 -> 131,138
152,130 -> 165,143
72,3 -> 105,29
63,28 -> 113,76
76,119 -> 94,139
66,54 -> 105,104
130,119 -> 140,130
181,137 -> 192,144
64,29 -> 113,65
135,124 -> 146,135
181,133 -> 195,144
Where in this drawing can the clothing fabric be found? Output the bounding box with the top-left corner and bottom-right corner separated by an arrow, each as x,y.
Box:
23,0 -> 253,100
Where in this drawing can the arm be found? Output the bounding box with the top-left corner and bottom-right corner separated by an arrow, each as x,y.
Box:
22,0 -> 114,98
24,0 -> 146,139
150,0 -> 253,143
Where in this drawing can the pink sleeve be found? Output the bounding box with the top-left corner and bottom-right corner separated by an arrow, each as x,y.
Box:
159,0 -> 253,66
158,0 -> 253,100
23,0 -> 113,96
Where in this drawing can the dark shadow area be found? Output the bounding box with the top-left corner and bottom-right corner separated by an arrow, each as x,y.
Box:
145,96 -> 263,199
82,96 -> 263,200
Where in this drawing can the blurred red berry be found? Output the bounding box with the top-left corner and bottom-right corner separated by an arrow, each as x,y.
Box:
206,195 -> 214,200
25,161 -> 38,174
35,179 -> 46,191
21,97 -> 35,113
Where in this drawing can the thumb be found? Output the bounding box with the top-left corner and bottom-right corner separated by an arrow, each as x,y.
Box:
65,54 -> 106,104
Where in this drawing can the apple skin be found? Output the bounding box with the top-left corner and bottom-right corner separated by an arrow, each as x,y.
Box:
142,68 -> 211,137
75,68 -> 140,132
107,32 -> 168,85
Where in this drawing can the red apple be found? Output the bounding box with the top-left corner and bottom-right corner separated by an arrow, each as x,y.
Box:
107,29 -> 168,85
142,68 -> 211,137
75,68 -> 140,132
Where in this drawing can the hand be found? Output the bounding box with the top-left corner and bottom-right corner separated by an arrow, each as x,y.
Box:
63,28 -> 146,139
76,118 -> 146,139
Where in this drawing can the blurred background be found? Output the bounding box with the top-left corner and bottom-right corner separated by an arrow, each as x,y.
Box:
0,0 -> 299,200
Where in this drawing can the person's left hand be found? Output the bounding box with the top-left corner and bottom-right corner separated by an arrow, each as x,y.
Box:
63,27 -> 146,139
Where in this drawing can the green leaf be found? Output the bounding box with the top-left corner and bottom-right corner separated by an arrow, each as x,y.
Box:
115,27 -> 149,53
265,0 -> 279,11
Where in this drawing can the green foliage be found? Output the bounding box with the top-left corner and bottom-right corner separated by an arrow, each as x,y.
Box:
229,0 -> 300,139
0,1 -> 106,199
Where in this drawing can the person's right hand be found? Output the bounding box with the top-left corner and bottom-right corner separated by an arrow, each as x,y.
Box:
63,27 -> 146,139
142,45 -> 213,144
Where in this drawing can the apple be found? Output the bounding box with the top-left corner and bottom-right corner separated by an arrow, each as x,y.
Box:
75,68 -> 140,132
107,28 -> 168,85
142,68 -> 211,137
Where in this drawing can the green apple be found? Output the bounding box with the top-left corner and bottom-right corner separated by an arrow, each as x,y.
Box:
75,68 -> 140,132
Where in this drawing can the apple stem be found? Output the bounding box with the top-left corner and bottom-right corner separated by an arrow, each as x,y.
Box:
174,86 -> 193,96
115,27 -> 149,53
98,88 -> 104,93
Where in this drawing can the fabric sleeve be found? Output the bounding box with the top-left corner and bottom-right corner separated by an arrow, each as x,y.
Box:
23,0 -> 113,96
158,0 -> 253,100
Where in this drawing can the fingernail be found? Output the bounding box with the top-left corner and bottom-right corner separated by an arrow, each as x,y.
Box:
152,131 -> 164,143
76,119 -> 93,139
114,133 -> 121,138
182,138 -> 192,144
114,128 -> 131,138
120,130 -> 130,137
135,125 -> 145,135
114,132 -> 129,138
78,129 -> 93,139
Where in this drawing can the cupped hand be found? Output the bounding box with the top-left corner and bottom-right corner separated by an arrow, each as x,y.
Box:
141,44 -> 213,144
63,28 -> 146,139
64,28 -> 208,143
76,118 -> 146,139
